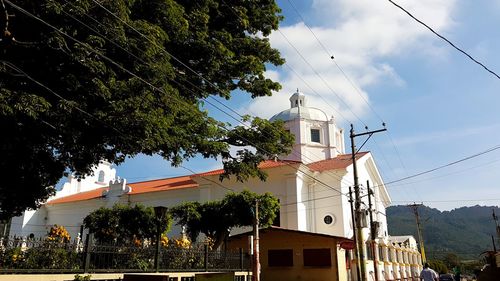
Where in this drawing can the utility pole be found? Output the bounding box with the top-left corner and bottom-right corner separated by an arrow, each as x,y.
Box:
349,186 -> 361,281
350,124 -> 386,281
408,203 -> 427,263
367,181 -> 379,281
252,200 -> 260,281
492,209 -> 500,249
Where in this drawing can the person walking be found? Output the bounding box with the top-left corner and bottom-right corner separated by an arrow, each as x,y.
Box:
453,266 -> 461,281
420,263 -> 439,281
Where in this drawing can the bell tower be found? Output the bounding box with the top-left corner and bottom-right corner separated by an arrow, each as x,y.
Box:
270,90 -> 345,163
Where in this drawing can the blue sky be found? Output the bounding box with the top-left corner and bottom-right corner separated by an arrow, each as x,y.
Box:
116,0 -> 500,211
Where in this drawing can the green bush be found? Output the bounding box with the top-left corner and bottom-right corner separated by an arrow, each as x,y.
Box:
0,247 -> 24,268
23,243 -> 81,269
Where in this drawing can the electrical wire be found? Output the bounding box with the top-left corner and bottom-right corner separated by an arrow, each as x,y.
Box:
386,0 -> 500,81
282,0 -> 420,203
382,144 -> 500,187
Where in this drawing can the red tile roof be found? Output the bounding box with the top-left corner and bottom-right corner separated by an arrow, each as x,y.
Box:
194,159 -> 301,177
129,176 -> 198,195
47,176 -> 197,205
47,188 -> 107,205
46,154 -> 367,205
307,152 -> 368,172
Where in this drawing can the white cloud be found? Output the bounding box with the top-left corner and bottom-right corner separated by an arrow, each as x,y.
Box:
391,123 -> 500,147
241,0 -> 456,123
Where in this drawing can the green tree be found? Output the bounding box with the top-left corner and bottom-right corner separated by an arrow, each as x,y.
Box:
83,204 -> 171,244
170,189 -> 279,249
0,0 -> 292,219
443,253 -> 461,270
429,260 -> 448,274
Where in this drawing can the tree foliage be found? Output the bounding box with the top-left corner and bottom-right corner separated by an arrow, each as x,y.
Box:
170,189 -> 279,249
429,260 -> 448,274
83,204 -> 171,244
0,0 -> 292,219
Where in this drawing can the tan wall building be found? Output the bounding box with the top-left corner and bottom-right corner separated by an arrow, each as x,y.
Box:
227,227 -> 351,281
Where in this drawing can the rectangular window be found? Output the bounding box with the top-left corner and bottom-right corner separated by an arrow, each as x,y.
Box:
268,249 -> 293,267
311,129 -> 320,143
303,248 -> 331,267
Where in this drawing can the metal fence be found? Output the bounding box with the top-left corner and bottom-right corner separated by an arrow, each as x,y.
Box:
0,235 -> 250,274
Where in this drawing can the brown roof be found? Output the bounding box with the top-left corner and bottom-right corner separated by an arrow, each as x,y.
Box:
47,154 -> 368,205
229,226 -> 353,241
307,152 -> 368,172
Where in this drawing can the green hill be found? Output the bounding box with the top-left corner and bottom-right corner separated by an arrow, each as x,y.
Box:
386,205 -> 500,260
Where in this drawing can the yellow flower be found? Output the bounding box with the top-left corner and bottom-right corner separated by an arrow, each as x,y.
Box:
161,235 -> 169,247
47,225 -> 71,242
174,237 -> 191,249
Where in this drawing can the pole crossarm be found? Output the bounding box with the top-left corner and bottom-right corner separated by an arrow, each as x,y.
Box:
352,128 -> 387,154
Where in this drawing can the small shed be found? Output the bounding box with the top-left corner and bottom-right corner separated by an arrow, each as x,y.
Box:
226,226 -> 352,281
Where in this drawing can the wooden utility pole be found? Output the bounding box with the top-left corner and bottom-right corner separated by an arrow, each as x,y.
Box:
252,200 -> 260,281
492,209 -> 500,248
350,124 -> 386,281
349,186 -> 361,281
408,203 -> 427,263
367,181 -> 379,281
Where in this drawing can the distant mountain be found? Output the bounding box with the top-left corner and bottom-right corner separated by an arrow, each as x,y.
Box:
386,205 -> 500,260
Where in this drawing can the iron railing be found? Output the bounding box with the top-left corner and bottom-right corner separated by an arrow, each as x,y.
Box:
0,235 -> 250,274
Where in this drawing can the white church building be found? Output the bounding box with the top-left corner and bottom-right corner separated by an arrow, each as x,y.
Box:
9,90 -> 422,281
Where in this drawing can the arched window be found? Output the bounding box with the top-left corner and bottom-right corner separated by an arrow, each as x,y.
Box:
98,170 -> 105,182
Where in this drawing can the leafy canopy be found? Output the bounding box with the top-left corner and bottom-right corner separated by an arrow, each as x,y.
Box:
0,0 -> 292,219
83,204 -> 172,244
170,189 -> 280,249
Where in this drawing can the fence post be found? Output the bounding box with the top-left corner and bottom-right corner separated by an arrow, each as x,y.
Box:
83,233 -> 93,273
204,244 -> 209,271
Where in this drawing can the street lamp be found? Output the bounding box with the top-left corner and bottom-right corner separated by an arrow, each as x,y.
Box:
154,206 -> 168,272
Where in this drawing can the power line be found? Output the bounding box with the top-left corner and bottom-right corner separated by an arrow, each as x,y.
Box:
386,0 -> 500,81
386,157 -> 500,188
382,144 -> 500,186
283,0 -> 421,203
286,0 -> 385,124
277,1 -> 409,199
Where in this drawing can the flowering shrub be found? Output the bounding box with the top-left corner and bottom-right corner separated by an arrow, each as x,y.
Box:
173,236 -> 191,249
161,234 -> 169,247
0,247 -> 24,268
47,225 -> 71,243
205,236 -> 215,250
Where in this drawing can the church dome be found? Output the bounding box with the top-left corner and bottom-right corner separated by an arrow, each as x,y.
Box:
270,90 -> 329,122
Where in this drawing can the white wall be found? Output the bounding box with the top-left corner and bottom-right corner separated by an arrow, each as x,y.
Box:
9,208 -> 47,238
